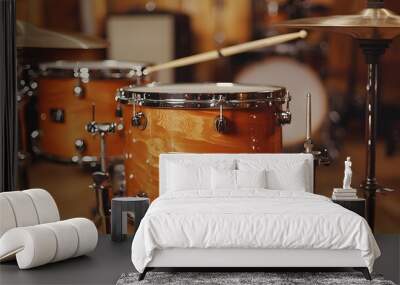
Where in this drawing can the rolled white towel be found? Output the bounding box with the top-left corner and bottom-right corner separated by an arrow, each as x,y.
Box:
0,196 -> 17,237
23,189 -> 60,224
65,218 -> 98,257
0,226 -> 57,268
0,191 -> 39,227
0,218 -> 98,269
42,221 -> 79,262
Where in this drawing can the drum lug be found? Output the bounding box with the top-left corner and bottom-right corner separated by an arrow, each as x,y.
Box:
73,82 -> 85,98
74,138 -> 86,152
116,122 -> 124,132
115,103 -> 123,117
214,95 -> 228,133
276,92 -> 292,125
131,112 -> 147,130
276,110 -> 292,125
214,116 -> 228,133
316,148 -> 331,166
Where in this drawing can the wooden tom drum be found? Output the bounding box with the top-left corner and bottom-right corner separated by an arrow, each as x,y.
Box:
116,83 -> 290,200
36,60 -> 150,163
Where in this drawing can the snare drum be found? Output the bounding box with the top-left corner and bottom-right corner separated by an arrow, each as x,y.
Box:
116,83 -> 290,200
35,60 -> 150,163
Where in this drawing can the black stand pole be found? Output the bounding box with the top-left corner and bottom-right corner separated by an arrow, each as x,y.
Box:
0,0 -> 17,192
358,40 -> 390,231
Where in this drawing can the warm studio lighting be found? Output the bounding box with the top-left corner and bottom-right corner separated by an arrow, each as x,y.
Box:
0,0 -> 399,284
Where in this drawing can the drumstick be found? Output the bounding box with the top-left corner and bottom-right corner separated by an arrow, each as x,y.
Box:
143,30 -> 307,75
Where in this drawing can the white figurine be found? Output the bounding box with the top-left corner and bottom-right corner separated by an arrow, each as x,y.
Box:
343,157 -> 352,189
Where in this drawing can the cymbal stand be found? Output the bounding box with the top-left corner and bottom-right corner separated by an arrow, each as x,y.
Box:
358,39 -> 396,231
86,104 -> 116,233
303,93 -> 330,189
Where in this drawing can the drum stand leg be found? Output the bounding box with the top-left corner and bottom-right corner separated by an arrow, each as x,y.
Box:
358,40 -> 391,231
89,133 -> 112,233
86,104 -> 117,233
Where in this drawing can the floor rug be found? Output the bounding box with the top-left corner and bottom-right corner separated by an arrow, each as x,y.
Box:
116,271 -> 396,285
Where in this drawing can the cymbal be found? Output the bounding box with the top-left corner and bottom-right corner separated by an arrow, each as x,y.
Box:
16,21 -> 107,49
276,7 -> 400,40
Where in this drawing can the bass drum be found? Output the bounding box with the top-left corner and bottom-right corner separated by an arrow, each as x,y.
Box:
117,83 -> 290,200
235,57 -> 328,148
35,60 -> 150,163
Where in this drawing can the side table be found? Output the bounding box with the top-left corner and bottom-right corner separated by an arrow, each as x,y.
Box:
332,198 -> 366,218
111,197 -> 150,242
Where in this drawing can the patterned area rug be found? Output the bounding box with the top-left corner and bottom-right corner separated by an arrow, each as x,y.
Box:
116,272 -> 395,285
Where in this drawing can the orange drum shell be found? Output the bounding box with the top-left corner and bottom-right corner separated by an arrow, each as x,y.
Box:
123,106 -> 282,201
37,78 -> 131,161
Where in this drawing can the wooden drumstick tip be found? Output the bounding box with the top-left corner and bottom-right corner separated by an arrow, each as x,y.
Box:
299,30 -> 308,39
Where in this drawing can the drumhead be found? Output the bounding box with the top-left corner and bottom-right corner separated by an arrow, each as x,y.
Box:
117,83 -> 287,108
235,57 -> 328,147
125,83 -> 283,94
39,60 -> 149,79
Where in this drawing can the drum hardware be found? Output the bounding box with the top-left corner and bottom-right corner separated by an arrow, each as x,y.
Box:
278,0 -> 400,230
73,67 -> 90,99
214,95 -> 228,133
276,92 -> 292,125
49,108 -> 65,123
115,102 -> 123,118
89,171 -> 111,233
303,93 -> 330,189
74,138 -> 86,153
85,104 -> 117,233
117,86 -> 289,108
85,104 -> 117,170
303,92 -> 330,165
115,104 -> 125,132
73,83 -> 85,98
37,61 -> 147,163
304,93 -> 314,154
131,112 -> 147,130
131,97 -> 147,130
17,64 -> 38,99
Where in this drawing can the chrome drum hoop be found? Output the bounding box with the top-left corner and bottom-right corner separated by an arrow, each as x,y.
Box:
39,60 -> 149,80
116,84 -> 288,109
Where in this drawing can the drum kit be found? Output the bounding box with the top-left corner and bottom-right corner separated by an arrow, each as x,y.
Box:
17,0 -> 400,231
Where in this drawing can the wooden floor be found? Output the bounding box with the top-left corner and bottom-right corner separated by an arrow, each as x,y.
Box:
25,138 -> 400,233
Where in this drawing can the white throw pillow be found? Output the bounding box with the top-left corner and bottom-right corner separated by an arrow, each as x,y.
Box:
211,169 -> 267,190
238,159 -> 309,191
167,159 -> 235,191
167,163 -> 210,191
236,169 -> 267,189
266,163 -> 307,191
211,168 -> 236,190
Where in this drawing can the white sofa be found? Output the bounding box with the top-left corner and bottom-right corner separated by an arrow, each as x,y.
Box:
0,189 -> 98,269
